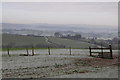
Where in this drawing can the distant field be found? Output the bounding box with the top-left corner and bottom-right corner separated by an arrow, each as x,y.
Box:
2,34 -> 48,48
2,34 -> 99,49
47,37 -> 98,48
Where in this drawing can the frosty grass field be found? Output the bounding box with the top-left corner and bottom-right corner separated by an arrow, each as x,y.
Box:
2,49 -> 118,78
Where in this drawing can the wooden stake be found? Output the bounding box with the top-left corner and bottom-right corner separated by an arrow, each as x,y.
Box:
26,48 -> 29,56
7,47 -> 10,56
109,45 -> 113,59
89,46 -> 92,56
32,46 -> 34,56
70,47 -> 71,55
48,47 -> 50,55
101,42 -> 104,58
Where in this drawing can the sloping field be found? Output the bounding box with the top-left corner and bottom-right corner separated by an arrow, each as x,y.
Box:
2,34 -> 48,48
47,37 -> 97,48
2,34 -> 98,48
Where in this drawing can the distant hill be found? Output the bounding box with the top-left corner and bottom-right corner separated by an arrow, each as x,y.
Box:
2,23 -> 118,39
2,23 -> 117,33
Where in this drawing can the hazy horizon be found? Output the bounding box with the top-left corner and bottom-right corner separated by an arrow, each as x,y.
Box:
2,2 -> 118,28
1,22 -> 118,27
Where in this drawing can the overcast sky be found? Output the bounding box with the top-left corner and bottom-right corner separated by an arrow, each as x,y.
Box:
2,2 -> 118,27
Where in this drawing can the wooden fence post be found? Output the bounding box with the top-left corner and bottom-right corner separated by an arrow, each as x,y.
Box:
109,45 -> 113,59
7,47 -> 10,56
69,47 -> 71,55
101,42 -> 104,58
26,48 -> 29,56
32,46 -> 34,56
89,46 -> 92,56
101,48 -> 104,58
48,47 -> 50,55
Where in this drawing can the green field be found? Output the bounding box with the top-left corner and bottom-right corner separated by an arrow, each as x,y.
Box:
2,34 -> 48,48
47,37 -> 97,48
2,34 -> 99,49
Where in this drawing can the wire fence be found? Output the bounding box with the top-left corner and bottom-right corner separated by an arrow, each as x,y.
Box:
2,45 -> 117,59
2,47 -> 89,56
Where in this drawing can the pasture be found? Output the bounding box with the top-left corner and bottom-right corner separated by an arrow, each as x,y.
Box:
2,34 -> 48,48
2,34 -> 99,48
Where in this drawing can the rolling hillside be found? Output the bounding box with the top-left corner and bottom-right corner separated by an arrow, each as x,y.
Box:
2,34 -> 48,48
47,37 -> 97,48
2,34 -> 99,48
